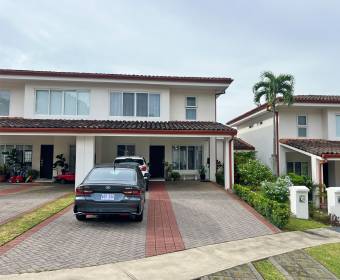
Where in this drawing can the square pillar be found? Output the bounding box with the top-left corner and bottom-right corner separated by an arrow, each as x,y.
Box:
75,136 -> 95,187
311,156 -> 321,184
279,145 -> 287,175
209,137 -> 216,182
224,137 -> 234,190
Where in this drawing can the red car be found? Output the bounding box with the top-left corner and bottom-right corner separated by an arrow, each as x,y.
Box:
54,172 -> 75,184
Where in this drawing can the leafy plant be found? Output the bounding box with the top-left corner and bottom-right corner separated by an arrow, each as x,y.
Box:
234,151 -> 256,183
27,169 -> 39,180
216,170 -> 224,186
253,71 -> 295,176
53,154 -> 69,174
170,171 -> 180,181
164,162 -> 173,181
261,176 -> 292,203
238,159 -> 275,186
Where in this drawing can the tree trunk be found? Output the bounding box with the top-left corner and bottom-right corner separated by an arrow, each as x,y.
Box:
272,107 -> 278,176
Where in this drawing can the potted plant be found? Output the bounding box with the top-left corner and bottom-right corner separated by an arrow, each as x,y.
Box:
164,162 -> 173,181
170,171 -> 180,181
53,154 -> 69,175
199,166 -> 206,181
0,164 -> 7,182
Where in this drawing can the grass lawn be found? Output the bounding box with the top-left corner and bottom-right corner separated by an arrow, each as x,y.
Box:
306,243 -> 340,278
253,259 -> 285,280
0,194 -> 74,246
283,217 -> 328,231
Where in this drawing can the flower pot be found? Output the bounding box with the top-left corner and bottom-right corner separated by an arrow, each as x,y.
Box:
200,174 -> 206,181
0,175 -> 6,182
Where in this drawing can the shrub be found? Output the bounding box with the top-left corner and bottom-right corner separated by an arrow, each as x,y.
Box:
238,159 -> 275,186
234,152 -> 256,184
287,173 -> 314,200
170,171 -> 180,181
216,170 -> 224,186
261,176 -> 292,203
234,184 -> 290,228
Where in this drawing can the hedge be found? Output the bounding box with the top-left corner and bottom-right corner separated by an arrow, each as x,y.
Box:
234,184 -> 290,229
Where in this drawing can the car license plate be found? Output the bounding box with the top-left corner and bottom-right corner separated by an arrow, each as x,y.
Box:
100,193 -> 115,201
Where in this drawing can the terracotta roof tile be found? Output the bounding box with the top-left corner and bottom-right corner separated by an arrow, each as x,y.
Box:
234,138 -> 255,151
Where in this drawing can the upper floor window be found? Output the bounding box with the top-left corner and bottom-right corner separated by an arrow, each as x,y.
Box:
35,89 -> 90,116
297,115 -> 307,137
336,115 -> 340,137
186,97 -> 197,120
110,92 -> 160,117
0,90 -> 10,116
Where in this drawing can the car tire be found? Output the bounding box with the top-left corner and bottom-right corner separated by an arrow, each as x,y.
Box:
134,211 -> 144,222
75,214 -> 86,221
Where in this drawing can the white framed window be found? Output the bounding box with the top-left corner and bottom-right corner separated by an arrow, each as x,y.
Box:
336,115 -> 340,137
0,90 -> 10,116
186,97 -> 197,120
297,115 -> 308,137
117,145 -> 135,156
287,161 -> 308,176
35,89 -> 90,116
172,145 -> 203,170
0,144 -> 33,166
110,92 -> 160,117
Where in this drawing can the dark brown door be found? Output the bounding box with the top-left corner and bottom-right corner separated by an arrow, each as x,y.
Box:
40,145 -> 54,179
149,146 -> 165,178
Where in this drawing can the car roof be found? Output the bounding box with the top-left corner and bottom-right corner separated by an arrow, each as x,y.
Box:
115,156 -> 144,160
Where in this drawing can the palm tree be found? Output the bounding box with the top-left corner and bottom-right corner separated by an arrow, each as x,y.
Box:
253,71 -> 295,176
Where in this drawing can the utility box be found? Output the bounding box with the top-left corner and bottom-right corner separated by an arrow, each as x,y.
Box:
327,187 -> 340,218
290,186 -> 309,219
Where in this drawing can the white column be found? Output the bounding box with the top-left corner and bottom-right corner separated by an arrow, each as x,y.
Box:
209,137 -> 216,182
224,137 -> 233,190
311,156 -> 320,184
75,136 -> 95,187
279,145 -> 287,175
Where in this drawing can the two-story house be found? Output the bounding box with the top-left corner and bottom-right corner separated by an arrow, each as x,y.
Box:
0,69 -> 236,188
227,95 -> 340,188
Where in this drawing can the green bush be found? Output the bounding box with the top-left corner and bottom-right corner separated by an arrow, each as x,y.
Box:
170,171 -> 180,181
287,173 -> 314,200
234,184 -> 290,228
237,159 -> 275,186
216,170 -> 224,186
261,176 -> 291,203
234,152 -> 256,184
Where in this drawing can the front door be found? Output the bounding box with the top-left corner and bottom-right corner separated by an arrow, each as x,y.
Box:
40,145 -> 54,179
149,146 -> 165,178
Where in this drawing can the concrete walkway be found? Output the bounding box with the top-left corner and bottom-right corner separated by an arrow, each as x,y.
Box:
1,228 -> 340,280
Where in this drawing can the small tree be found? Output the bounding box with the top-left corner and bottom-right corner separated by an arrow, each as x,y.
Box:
253,71 -> 295,176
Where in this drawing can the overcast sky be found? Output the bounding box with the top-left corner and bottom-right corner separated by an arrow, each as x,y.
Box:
0,0 -> 339,123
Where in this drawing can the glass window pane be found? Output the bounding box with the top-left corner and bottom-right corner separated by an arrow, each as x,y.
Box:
180,146 -> 187,170
301,162 -> 308,176
149,94 -> 160,117
136,93 -> 148,117
117,145 -> 125,157
123,93 -> 135,116
195,146 -> 203,169
36,90 -> 49,114
77,91 -> 90,115
186,97 -> 196,106
298,127 -> 307,137
297,115 -> 307,125
186,108 -> 197,120
172,145 -> 180,170
126,145 -> 135,156
50,90 -> 63,115
110,92 -> 123,116
64,91 -> 77,115
188,146 -> 195,170
336,116 -> 340,137
0,90 -> 10,116
295,162 -> 302,175
287,162 -> 294,173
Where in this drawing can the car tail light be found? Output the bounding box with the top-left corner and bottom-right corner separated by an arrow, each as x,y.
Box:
123,189 -> 142,196
75,186 -> 93,196
139,165 -> 147,172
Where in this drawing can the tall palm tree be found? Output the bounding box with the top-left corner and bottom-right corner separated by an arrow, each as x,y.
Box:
253,71 -> 295,176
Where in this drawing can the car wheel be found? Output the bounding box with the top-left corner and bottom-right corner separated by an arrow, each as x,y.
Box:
75,214 -> 86,221
134,211 -> 144,222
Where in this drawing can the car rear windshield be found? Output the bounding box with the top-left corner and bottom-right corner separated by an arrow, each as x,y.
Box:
114,158 -> 144,165
85,168 -> 137,184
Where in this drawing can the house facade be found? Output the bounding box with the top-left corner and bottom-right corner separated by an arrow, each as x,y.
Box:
0,69 -> 236,188
227,95 -> 340,187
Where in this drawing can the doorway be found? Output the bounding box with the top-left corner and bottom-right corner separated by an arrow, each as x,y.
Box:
149,146 -> 165,178
40,145 -> 54,179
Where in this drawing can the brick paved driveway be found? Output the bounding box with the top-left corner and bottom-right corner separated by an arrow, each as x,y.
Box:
0,184 -> 73,225
0,182 -> 274,275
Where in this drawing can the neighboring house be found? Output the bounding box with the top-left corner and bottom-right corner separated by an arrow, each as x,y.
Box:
0,69 -> 236,188
227,95 -> 340,187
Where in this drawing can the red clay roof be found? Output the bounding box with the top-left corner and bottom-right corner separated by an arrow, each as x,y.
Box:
0,69 -> 233,84
234,138 -> 255,151
0,118 -> 237,136
280,138 -> 340,157
227,95 -> 340,125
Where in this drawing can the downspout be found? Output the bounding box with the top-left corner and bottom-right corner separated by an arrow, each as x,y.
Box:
229,136 -> 234,190
319,159 -> 326,207
276,111 -> 280,176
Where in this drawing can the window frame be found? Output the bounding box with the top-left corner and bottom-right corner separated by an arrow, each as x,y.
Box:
185,96 -> 197,120
297,114 -> 308,138
172,145 -> 203,170
336,114 -> 340,138
0,144 -> 33,166
286,161 -> 309,176
35,89 -> 90,116
116,144 -> 136,157
0,90 -> 10,116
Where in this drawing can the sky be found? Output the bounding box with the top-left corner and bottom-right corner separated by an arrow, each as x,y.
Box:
0,0 -> 339,123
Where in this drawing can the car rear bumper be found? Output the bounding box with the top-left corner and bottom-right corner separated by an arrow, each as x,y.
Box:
74,200 -> 143,215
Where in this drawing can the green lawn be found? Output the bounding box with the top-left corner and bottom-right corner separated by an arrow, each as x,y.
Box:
0,194 -> 74,246
306,243 -> 340,278
283,217 -> 328,231
253,259 -> 285,280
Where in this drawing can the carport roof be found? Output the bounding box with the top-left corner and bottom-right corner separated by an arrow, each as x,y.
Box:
234,138 -> 255,151
280,138 -> 340,158
0,118 -> 237,136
